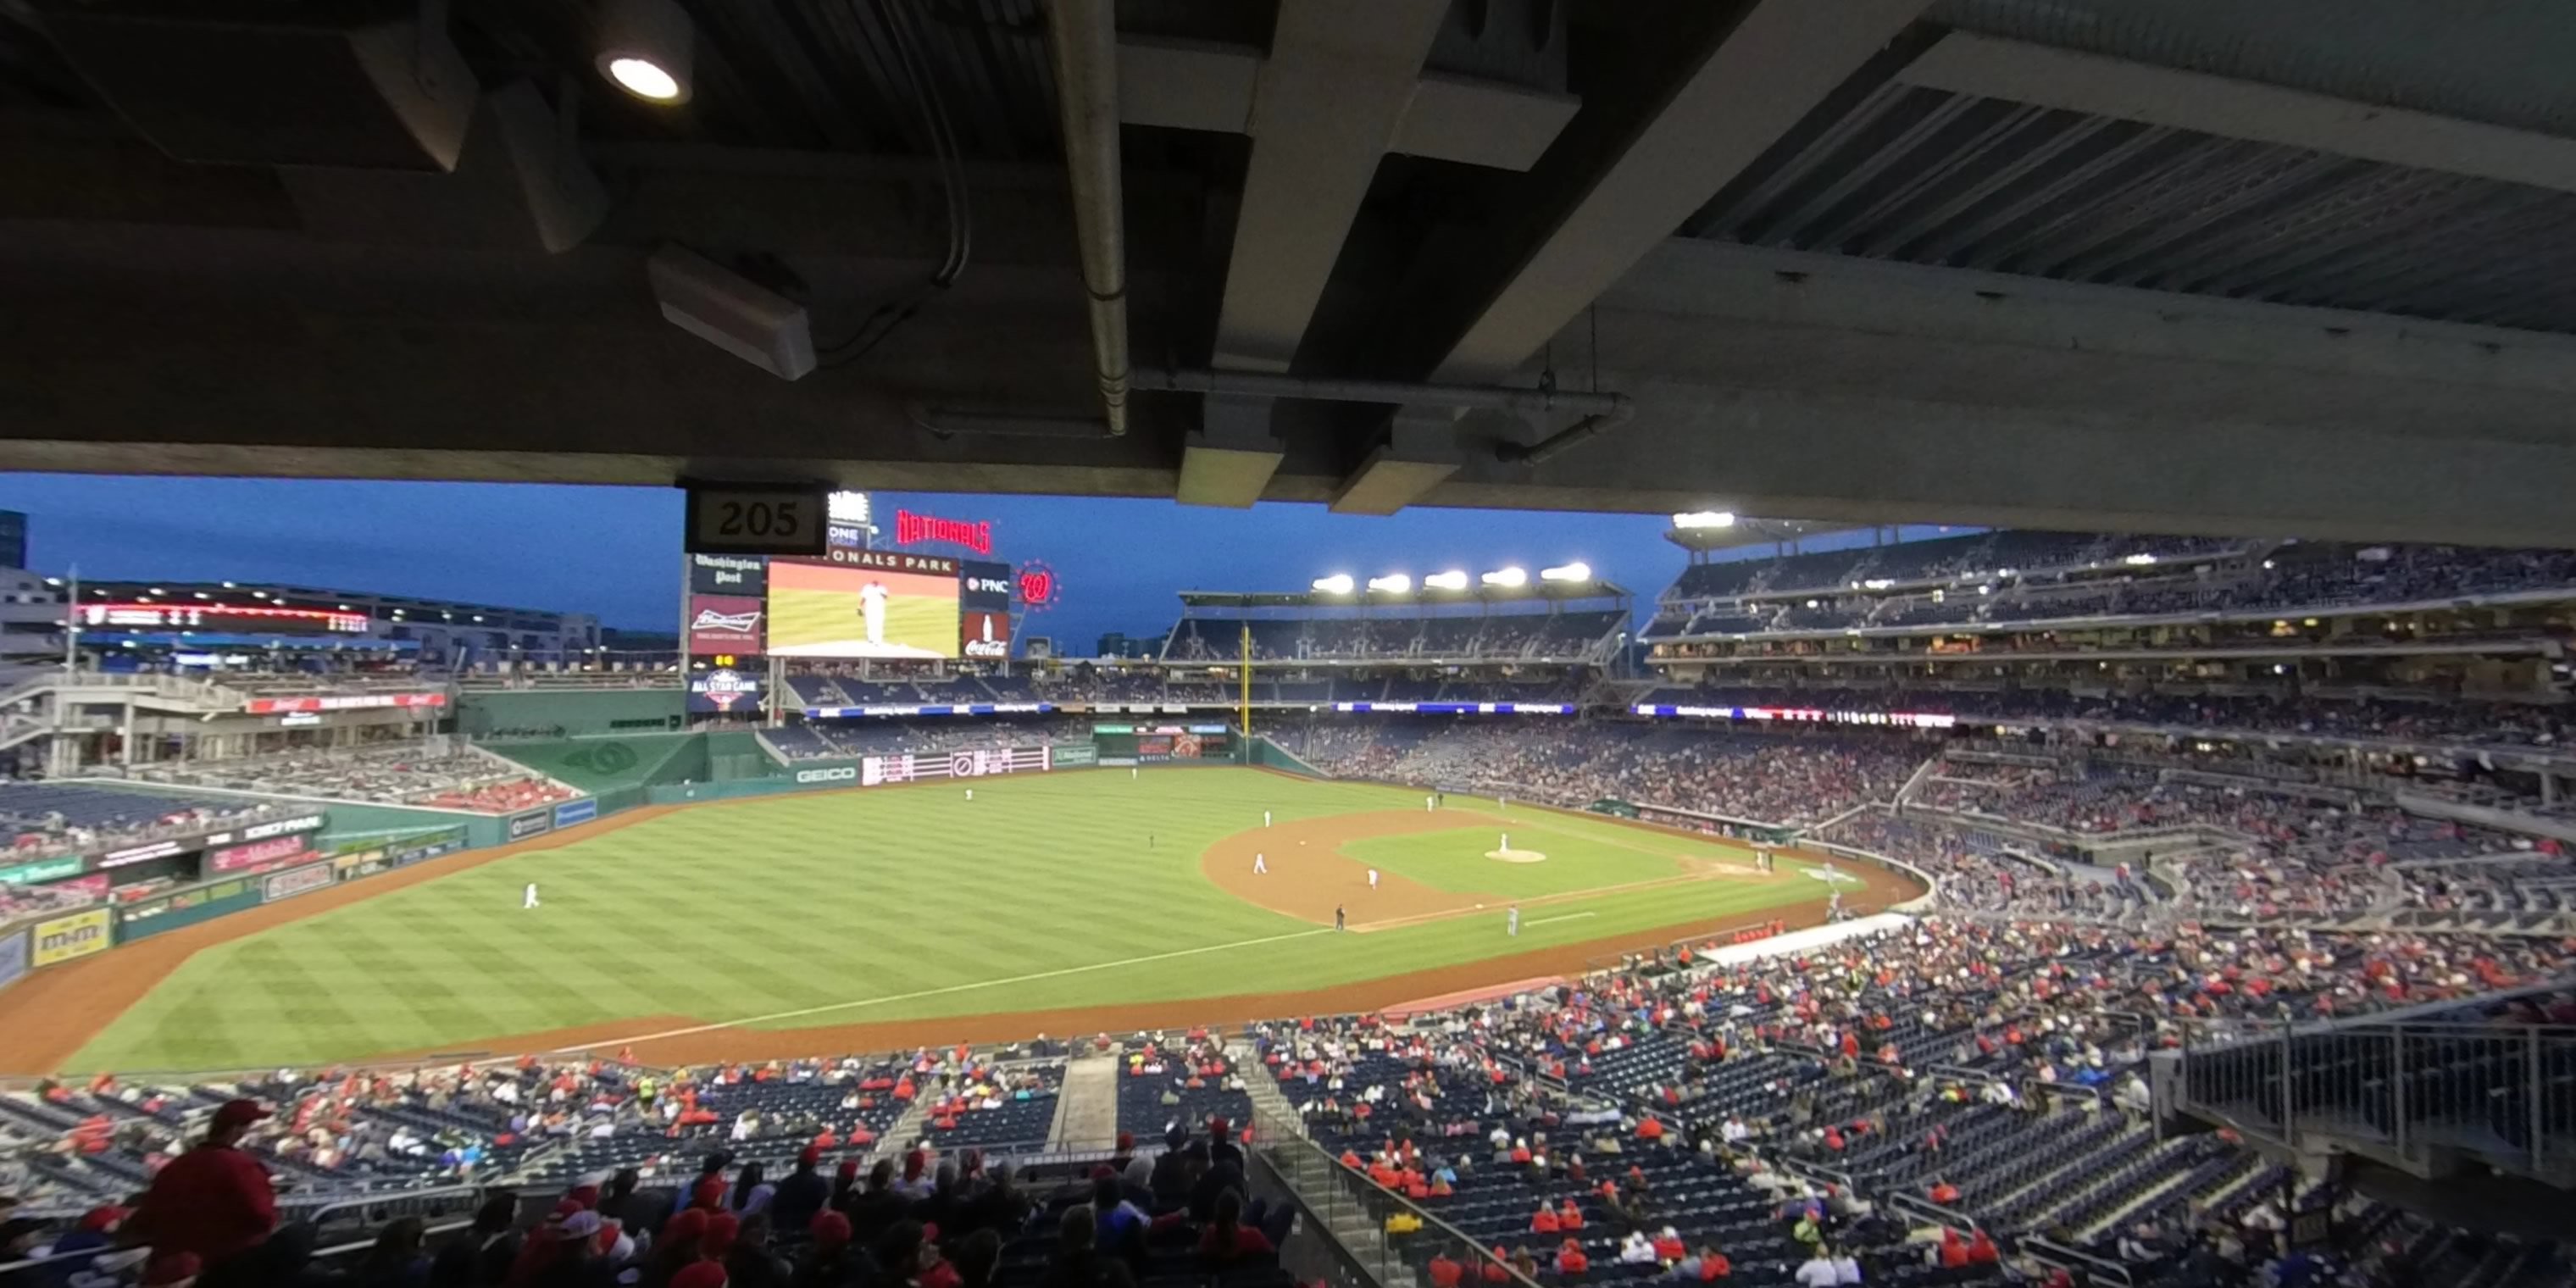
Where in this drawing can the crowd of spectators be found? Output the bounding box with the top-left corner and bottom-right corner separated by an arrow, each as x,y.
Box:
1292,723 -> 1924,827
1163,612 -> 1625,663
0,785 -> 274,863
1641,684 -> 2575,752
128,747 -> 575,814
1652,535 -> 2576,640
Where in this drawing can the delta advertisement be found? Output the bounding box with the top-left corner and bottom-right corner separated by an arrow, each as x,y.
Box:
687,594 -> 766,654
860,744 -> 1051,786
31,908 -> 113,967
767,555 -> 960,659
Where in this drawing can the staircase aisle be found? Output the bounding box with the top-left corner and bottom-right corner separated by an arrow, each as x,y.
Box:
1049,1054 -> 1120,1148
1232,1043 -> 1419,1288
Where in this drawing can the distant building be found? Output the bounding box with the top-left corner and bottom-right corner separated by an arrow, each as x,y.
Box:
0,509 -> 25,572
1095,631 -> 1158,659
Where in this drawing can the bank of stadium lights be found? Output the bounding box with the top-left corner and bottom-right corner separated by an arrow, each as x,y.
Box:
1481,567 -> 1528,588
1311,574 -> 1356,595
1539,562 -> 1591,583
1367,574 -> 1412,594
1424,570 -> 1470,591
2124,552 -> 2158,565
1672,511 -> 1735,530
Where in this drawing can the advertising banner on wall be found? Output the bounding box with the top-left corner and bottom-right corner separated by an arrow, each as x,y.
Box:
687,595 -> 766,654
208,836 -> 313,874
691,552 -> 769,596
31,908 -> 112,967
961,560 -> 1013,609
99,839 -> 192,869
244,693 -> 446,715
0,927 -> 28,994
858,744 -> 1051,786
553,797 -> 599,828
262,863 -> 336,903
204,814 -> 326,847
391,830 -> 469,868
0,855 -> 86,886
688,667 -> 765,714
961,609 -> 1011,659
508,810 -> 552,841
1051,742 -> 1098,768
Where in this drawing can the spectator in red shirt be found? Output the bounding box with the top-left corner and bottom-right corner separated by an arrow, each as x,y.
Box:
130,1099 -> 276,1269
1196,1192 -> 1274,1262
1554,1239 -> 1589,1277
1427,1246 -> 1466,1288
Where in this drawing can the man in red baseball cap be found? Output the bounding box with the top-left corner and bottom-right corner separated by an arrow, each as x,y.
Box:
129,1100 -> 276,1269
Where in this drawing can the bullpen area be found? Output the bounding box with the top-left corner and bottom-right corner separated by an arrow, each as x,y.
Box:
9,768 -> 1916,1072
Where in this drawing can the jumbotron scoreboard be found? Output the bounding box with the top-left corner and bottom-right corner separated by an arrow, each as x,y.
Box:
679,488 -> 1056,712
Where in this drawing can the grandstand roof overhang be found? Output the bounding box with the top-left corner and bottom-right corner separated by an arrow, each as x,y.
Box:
12,5 -> 2576,543
1664,519 -> 1867,555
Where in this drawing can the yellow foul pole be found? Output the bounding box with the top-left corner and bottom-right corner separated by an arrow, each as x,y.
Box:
1239,621 -> 1252,740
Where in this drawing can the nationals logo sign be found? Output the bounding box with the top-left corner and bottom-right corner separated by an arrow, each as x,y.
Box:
1016,561 -> 1058,611
895,508 -> 994,555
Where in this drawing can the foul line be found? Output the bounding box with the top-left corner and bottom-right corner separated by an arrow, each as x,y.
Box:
558,926 -> 1336,1052
1524,912 -> 1597,927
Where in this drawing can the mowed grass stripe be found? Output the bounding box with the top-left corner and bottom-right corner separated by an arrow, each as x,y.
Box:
70,770 -> 1810,1069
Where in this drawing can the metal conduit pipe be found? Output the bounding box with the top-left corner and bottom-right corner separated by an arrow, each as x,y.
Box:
1044,0 -> 1129,436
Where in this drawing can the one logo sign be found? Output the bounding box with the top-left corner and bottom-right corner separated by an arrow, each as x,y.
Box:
1017,561 -> 1058,610
895,508 -> 994,554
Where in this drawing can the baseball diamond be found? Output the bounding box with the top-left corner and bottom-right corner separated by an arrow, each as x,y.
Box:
1,768 -> 1911,1073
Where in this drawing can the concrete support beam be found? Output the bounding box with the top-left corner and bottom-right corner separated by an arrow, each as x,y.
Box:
1331,407 -> 1458,515
1898,32 -> 2576,196
1434,0 -> 1934,381
1114,36 -> 1574,175
1213,0 -> 1453,372
1175,392 -> 1284,508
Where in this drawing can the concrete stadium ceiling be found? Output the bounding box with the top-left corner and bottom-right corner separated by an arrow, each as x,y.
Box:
5,0 -> 2576,545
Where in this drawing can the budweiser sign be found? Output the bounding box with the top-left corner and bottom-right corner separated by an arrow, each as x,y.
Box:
895,508 -> 993,555
691,606 -> 760,633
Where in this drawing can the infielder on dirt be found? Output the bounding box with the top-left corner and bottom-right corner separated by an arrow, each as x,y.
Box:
1253,852 -> 1268,874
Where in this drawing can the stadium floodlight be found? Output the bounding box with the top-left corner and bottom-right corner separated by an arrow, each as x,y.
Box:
2124,552 -> 2157,565
1424,570 -> 1470,591
1312,574 -> 1355,595
1482,566 -> 1528,588
1539,562 -> 1591,583
1367,574 -> 1412,594
597,0 -> 694,103
1672,511 -> 1735,529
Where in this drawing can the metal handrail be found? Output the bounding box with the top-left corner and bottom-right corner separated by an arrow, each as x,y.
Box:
1247,1096 -> 1549,1288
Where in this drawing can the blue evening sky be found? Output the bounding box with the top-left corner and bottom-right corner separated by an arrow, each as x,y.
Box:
0,475 -> 1940,648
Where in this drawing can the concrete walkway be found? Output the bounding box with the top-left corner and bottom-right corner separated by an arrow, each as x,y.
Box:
1050,1054 -> 1120,1148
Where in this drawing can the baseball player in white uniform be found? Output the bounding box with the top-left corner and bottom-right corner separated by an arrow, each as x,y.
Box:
858,580 -> 890,647
523,882 -> 541,909
1253,852 -> 1267,874
1368,868 -> 1380,891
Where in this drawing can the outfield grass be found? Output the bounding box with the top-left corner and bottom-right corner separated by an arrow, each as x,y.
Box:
69,769 -> 1829,1070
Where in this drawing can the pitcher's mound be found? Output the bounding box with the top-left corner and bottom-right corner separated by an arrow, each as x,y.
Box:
1485,847 -> 1548,864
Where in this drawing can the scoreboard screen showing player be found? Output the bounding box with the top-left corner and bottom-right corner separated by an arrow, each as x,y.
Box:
766,558 -> 960,658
